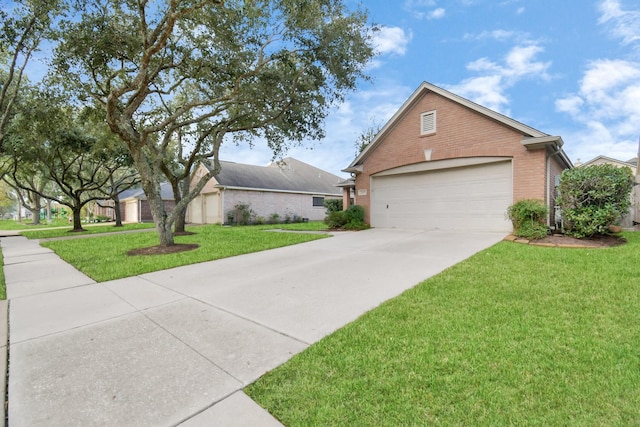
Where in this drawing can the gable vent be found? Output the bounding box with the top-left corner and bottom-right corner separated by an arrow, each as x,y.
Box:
420,110 -> 436,135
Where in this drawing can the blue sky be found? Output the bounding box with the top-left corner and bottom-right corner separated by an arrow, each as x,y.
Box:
223,0 -> 640,177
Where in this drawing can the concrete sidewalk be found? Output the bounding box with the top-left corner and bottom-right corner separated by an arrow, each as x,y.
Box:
2,229 -> 505,426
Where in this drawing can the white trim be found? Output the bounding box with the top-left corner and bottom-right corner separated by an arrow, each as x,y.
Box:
372,157 -> 512,177
215,185 -> 341,197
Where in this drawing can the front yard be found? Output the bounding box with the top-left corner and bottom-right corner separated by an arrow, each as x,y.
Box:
246,232 -> 640,426
38,223 -> 329,281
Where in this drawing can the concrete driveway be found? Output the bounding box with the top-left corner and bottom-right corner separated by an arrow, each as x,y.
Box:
3,228 -> 505,426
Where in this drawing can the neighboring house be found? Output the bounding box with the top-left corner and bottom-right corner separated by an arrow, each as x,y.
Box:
187,157 -> 343,224
342,81 -> 573,232
118,183 -> 176,223
576,155 -> 638,229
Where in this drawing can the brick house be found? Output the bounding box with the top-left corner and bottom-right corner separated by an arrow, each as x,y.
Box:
342,81 -> 573,232
187,157 -> 342,224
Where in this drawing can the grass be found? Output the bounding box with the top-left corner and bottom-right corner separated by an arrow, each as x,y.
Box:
41,224 -> 329,282
0,218 -> 70,230
256,221 -> 327,231
246,232 -> 640,426
20,222 -> 156,239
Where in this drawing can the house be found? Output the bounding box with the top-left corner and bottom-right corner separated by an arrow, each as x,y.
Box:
187,157 -> 343,224
342,81 -> 573,232
119,183 -> 176,223
576,155 -> 638,229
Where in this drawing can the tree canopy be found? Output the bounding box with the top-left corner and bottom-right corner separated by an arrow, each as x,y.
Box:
51,0 -> 376,246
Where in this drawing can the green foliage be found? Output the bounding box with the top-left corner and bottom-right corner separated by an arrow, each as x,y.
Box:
507,199 -> 548,239
556,165 -> 634,238
323,198 -> 343,213
324,210 -> 347,229
324,204 -> 369,230
51,0 -> 375,246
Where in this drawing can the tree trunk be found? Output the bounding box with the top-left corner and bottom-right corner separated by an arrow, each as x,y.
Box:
113,196 -> 123,227
29,207 -> 41,225
173,178 -> 190,233
144,181 -> 175,246
72,207 -> 84,231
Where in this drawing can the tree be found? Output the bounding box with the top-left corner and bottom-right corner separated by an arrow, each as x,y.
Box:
354,121 -> 383,156
556,164 -> 634,238
0,0 -> 64,152
53,0 -> 375,246
5,93 -> 139,231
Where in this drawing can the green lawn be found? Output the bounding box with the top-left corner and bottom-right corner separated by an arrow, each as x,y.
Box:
41,224 -> 329,282
0,218 -> 70,230
20,222 -> 156,239
246,232 -> 640,426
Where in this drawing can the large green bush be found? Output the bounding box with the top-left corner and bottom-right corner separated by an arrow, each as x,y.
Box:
323,205 -> 369,230
507,199 -> 549,239
556,164 -> 634,238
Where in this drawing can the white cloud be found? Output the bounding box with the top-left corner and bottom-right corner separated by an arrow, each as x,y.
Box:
598,0 -> 640,47
444,43 -> 551,113
372,26 -> 412,56
446,75 -> 509,113
427,8 -> 446,20
555,59 -> 640,162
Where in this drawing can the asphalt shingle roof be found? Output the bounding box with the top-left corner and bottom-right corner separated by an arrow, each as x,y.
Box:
203,157 -> 343,195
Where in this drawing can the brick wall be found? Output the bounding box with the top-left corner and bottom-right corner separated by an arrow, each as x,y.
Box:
355,90 -> 552,223
223,190 -> 338,222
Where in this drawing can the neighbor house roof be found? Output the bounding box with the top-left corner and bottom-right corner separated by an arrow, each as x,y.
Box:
580,155 -> 636,168
118,182 -> 175,201
345,81 -> 573,172
202,157 -> 343,196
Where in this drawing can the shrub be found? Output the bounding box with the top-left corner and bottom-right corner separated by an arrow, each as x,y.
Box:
324,211 -> 347,229
231,203 -> 254,225
268,213 -> 280,224
556,165 -> 634,238
323,198 -> 343,213
324,205 -> 369,230
507,199 -> 549,239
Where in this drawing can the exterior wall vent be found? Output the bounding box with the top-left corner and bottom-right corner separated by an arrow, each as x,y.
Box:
420,110 -> 436,135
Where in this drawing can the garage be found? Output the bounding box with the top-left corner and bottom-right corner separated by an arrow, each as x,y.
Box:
371,159 -> 513,232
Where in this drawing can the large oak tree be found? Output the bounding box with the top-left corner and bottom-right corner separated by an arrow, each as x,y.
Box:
52,0 -> 375,246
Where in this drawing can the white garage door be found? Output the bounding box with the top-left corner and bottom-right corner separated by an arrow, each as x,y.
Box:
371,160 -> 512,232
189,195 -> 203,224
125,201 -> 138,223
205,194 -> 219,224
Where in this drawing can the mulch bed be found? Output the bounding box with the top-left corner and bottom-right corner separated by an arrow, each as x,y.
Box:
127,243 -> 199,256
525,234 -> 626,248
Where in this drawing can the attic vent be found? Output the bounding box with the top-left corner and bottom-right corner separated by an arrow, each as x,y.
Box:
420,110 -> 436,135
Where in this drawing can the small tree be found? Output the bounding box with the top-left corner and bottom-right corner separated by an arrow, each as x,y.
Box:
556,164 -> 634,238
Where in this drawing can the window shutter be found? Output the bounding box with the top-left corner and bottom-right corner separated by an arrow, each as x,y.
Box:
420,111 -> 436,135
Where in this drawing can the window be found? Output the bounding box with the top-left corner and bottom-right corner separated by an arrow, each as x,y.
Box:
420,110 -> 436,135
312,196 -> 324,207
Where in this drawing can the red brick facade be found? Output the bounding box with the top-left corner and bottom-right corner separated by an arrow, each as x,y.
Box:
348,84 -> 571,225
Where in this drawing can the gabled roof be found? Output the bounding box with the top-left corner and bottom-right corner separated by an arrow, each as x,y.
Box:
345,81 -> 572,171
119,182 -> 175,200
581,155 -> 637,169
202,157 -> 342,196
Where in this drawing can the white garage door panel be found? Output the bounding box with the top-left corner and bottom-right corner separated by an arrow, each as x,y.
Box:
190,195 -> 203,224
205,194 -> 219,224
372,161 -> 512,232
